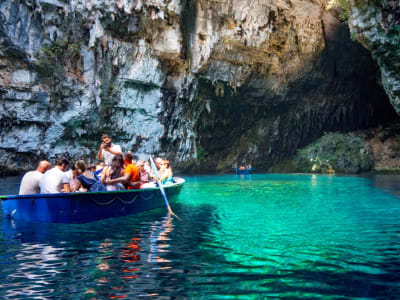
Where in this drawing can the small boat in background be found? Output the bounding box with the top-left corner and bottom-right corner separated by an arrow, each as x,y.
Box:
234,165 -> 253,175
0,178 -> 185,224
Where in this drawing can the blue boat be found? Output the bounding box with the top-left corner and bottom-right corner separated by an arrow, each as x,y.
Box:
0,178 -> 185,223
234,168 -> 252,175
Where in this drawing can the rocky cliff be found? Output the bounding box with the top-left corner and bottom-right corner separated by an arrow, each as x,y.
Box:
0,0 -> 398,174
345,0 -> 400,115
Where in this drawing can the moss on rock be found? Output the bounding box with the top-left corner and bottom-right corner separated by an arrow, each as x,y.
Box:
292,132 -> 374,174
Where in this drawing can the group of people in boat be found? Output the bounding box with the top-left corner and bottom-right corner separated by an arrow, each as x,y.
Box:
18,134 -> 174,195
233,163 -> 252,171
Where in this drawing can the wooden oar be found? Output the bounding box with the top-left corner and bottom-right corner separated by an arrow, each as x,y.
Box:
149,156 -> 181,220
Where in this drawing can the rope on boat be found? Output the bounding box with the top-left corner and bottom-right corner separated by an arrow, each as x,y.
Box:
92,197 -> 119,206
119,194 -> 139,204
91,192 -> 151,206
139,192 -> 154,201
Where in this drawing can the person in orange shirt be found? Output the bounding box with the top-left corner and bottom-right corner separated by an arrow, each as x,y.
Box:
104,153 -> 140,189
123,153 -> 140,189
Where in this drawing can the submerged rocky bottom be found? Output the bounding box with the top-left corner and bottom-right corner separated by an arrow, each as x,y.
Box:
1,174 -> 400,298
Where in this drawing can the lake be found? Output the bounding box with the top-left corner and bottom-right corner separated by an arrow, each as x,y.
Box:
1,173 -> 400,298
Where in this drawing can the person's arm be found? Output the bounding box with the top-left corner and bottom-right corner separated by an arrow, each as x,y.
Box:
100,167 -> 109,184
105,173 -> 130,185
103,145 -> 122,156
126,180 -> 141,188
61,171 -> 71,193
159,168 -> 172,182
70,180 -> 81,192
62,183 -> 71,193
97,144 -> 104,160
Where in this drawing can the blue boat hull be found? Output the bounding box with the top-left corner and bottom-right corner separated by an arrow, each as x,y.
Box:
1,179 -> 184,223
234,168 -> 252,175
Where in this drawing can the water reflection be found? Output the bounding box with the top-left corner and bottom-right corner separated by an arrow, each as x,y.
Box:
0,211 -> 182,299
2,174 -> 400,298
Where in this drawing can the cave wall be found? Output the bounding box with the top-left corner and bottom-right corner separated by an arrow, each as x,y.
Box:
345,0 -> 400,115
0,0 -> 397,174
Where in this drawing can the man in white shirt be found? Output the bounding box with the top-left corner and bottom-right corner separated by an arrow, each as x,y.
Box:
19,160 -> 51,195
40,157 -> 70,194
97,134 -> 122,166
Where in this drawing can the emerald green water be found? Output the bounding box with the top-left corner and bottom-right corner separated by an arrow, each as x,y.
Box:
1,174 -> 400,298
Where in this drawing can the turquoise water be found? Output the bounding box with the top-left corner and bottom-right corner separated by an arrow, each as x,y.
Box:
1,174 -> 400,298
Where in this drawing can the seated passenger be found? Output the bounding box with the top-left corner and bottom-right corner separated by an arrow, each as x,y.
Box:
137,160 -> 149,184
95,162 -> 105,179
158,160 -> 174,185
150,157 -> 164,181
104,153 -> 140,189
74,160 -> 106,192
19,160 -> 51,195
62,165 -> 80,192
88,164 -> 96,175
136,160 -> 156,188
144,161 -> 151,174
101,154 -> 125,191
40,157 -> 70,194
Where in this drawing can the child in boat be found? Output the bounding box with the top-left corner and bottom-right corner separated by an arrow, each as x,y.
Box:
74,160 -> 106,192
158,160 -> 174,185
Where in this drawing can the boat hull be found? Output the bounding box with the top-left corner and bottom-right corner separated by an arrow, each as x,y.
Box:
1,179 -> 184,223
234,169 -> 252,175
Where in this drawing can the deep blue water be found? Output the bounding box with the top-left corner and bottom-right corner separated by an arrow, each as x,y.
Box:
1,174 -> 400,299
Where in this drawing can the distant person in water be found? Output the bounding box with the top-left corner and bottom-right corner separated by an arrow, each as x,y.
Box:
40,157 -> 70,194
19,160 -> 51,195
97,134 -> 122,166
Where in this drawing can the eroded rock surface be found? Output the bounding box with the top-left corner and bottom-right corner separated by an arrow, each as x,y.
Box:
0,0 -> 398,174
345,0 -> 400,114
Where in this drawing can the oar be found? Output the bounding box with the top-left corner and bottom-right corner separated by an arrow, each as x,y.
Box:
149,156 -> 181,220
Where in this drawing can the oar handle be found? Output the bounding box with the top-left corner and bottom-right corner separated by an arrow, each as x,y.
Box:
149,156 -> 180,220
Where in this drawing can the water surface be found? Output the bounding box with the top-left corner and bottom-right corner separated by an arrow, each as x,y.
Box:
1,174 -> 400,298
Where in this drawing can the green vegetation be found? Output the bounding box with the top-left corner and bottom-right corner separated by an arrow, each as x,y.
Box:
336,0 -> 351,22
34,39 -> 80,78
293,132 -> 374,174
375,166 -> 400,174
375,24 -> 400,56
196,144 -> 207,163
33,39 -> 81,106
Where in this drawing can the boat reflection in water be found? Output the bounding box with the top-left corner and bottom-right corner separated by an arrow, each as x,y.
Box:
0,210 -> 180,299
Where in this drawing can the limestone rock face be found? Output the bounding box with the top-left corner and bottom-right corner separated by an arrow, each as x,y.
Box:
346,0 -> 400,114
0,0 -> 397,174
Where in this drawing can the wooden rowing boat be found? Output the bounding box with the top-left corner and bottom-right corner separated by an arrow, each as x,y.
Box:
0,178 -> 185,223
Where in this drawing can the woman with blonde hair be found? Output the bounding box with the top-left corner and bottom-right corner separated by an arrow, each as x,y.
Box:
158,160 -> 174,185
